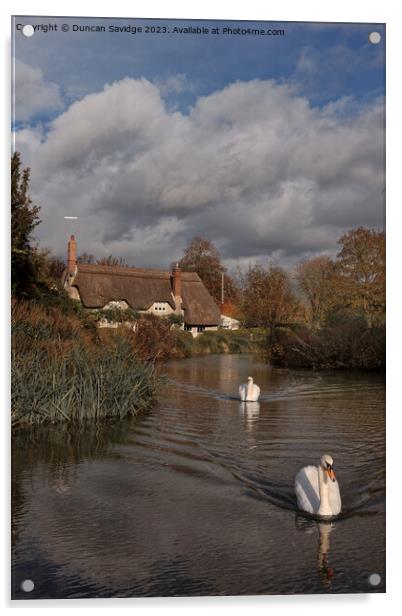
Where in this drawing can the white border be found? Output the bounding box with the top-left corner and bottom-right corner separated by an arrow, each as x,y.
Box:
2,1 -> 401,614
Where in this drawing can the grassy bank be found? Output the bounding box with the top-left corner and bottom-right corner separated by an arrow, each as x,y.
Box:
11,301 -> 159,427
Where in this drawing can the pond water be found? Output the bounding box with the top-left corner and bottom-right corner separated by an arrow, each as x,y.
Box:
12,354 -> 385,598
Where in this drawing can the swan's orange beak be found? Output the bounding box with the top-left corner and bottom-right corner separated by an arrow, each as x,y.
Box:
326,466 -> 336,482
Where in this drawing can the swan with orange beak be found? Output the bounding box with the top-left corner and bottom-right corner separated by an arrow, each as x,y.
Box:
325,456 -> 336,482
295,454 -> 342,517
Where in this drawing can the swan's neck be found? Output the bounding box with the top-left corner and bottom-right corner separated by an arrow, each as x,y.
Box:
247,380 -> 253,399
317,466 -> 332,516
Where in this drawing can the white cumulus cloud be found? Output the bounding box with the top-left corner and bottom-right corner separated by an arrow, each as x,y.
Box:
14,77 -> 385,271
13,59 -> 63,122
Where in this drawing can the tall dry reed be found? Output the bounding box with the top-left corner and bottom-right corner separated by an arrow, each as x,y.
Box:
12,300 -> 159,427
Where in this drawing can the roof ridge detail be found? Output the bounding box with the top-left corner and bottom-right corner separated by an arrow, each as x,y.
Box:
77,264 -> 170,279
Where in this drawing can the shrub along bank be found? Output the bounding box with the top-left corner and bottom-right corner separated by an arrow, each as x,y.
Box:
11,301 -> 256,427
266,316 -> 385,370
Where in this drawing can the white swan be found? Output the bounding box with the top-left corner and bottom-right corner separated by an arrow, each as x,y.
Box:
295,454 -> 341,517
239,376 -> 260,402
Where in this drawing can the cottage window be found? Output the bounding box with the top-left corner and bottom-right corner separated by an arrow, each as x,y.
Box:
197,325 -> 205,333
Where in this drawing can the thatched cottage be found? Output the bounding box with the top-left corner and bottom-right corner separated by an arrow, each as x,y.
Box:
62,236 -> 221,335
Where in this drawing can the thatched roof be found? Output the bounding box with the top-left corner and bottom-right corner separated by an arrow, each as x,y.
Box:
69,264 -> 220,326
72,264 -> 174,310
181,276 -> 221,326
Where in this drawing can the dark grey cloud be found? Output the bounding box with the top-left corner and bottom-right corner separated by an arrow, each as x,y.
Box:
15,76 -> 385,272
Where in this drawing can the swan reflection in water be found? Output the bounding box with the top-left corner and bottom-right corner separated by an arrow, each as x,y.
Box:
238,401 -> 260,431
295,516 -> 335,588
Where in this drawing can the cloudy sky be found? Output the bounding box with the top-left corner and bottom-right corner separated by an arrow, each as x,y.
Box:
12,16 -> 385,272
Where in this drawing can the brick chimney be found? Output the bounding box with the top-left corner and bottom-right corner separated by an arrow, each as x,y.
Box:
67,235 -> 77,275
172,263 -> 182,299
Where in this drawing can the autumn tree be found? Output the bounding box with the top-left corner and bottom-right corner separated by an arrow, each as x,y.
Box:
296,256 -> 335,328
241,264 -> 300,342
177,236 -> 238,304
11,152 -> 42,297
335,227 -> 385,327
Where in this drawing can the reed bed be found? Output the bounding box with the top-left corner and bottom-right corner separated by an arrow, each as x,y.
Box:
12,346 -> 158,427
12,301 -> 159,427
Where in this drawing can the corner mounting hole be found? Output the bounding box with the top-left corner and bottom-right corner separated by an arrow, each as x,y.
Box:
368,573 -> 381,586
369,32 -> 381,45
22,25 -> 35,37
21,579 -> 35,592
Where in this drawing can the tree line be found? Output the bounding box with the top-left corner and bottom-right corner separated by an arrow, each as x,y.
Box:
171,230 -> 385,330
242,228 -> 384,331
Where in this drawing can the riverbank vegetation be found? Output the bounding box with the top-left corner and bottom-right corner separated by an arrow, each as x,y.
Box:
11,298 -> 255,427
269,318 -> 385,370
116,312 -> 255,360
11,300 -> 160,427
